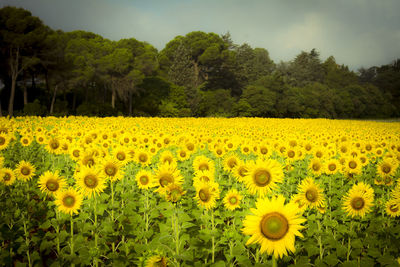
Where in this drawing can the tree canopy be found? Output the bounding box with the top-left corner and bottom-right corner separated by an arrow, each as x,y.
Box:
0,6 -> 399,118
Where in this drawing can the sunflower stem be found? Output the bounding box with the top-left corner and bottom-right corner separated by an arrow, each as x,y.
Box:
110,181 -> 116,252
211,209 -> 215,263
70,215 -> 75,267
94,198 -> 98,267
272,255 -> 277,267
56,210 -> 60,257
144,190 -> 149,244
317,220 -> 323,260
172,204 -> 180,267
347,221 -> 353,261
23,217 -> 31,267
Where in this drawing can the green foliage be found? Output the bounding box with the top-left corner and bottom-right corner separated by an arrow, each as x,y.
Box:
76,102 -> 117,117
23,100 -> 47,116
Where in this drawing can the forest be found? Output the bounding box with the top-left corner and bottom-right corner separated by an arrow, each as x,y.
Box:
1,6 -> 399,118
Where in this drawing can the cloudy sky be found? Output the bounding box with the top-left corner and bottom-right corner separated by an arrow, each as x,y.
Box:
1,0 -> 399,70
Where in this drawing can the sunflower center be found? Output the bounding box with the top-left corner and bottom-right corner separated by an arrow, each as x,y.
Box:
384,176 -> 391,184
140,175 -> 149,185
23,138 -> 29,144
199,163 -> 209,171
228,159 -> 237,168
160,174 -> 173,187
229,196 -> 237,205
288,151 -> 295,158
73,150 -> 80,157
200,176 -> 210,182
305,188 -> 318,202
328,163 -> 336,171
312,163 -> 321,171
260,212 -> 289,240
84,175 -> 98,189
254,169 -> 271,187
366,145 -> 372,151
87,158 -> 95,166
351,197 -> 365,210
305,144 -> 312,151
139,154 -> 148,162
3,173 -> 11,181
46,179 -> 59,191
0,137 -> 5,145
238,167 -> 247,177
187,143 -> 194,151
21,166 -> 31,176
216,149 -> 222,155
199,189 -> 210,202
261,148 -> 268,154
316,151 -> 322,158
51,140 -> 59,149
389,204 -> 398,212
163,157 -> 172,164
63,195 -> 75,208
382,165 -> 391,174
105,165 -> 117,176
117,152 -> 126,161
180,151 -> 186,157
349,161 -> 357,169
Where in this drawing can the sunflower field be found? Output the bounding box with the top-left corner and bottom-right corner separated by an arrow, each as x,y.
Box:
1,117 -> 400,267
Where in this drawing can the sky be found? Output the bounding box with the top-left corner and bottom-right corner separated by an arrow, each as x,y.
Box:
1,0 -> 400,70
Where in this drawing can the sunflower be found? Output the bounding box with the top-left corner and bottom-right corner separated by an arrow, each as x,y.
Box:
223,189 -> 242,210
377,159 -> 397,178
222,153 -> 240,174
193,155 -> 215,174
145,255 -> 168,267
385,199 -> 400,217
194,181 -> 220,210
258,144 -> 271,158
0,133 -> 11,150
75,165 -> 107,198
342,182 -> 374,218
159,150 -> 177,166
112,146 -> 131,165
45,137 -> 62,154
289,194 -> 307,214
242,195 -> 306,259
134,149 -> 152,167
244,158 -> 284,197
135,169 -> 156,190
232,160 -> 248,182
241,143 -> 252,155
308,158 -> 323,176
54,187 -> 83,215
344,156 -> 363,176
165,184 -> 186,203
80,150 -> 97,167
99,157 -> 124,182
0,168 -> 16,186
38,170 -> 67,196
15,160 -> 36,181
154,163 -> 183,195
69,144 -> 82,162
193,170 -> 215,188
20,135 -> 33,147
297,177 -> 325,210
324,159 -> 340,175
176,148 -> 190,162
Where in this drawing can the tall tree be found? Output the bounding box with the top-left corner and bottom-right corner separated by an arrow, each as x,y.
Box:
0,6 -> 49,116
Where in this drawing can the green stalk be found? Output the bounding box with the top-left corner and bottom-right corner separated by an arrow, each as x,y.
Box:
211,209 -> 215,263
70,215 -> 75,267
317,220 -> 323,260
110,181 -> 116,252
347,221 -> 353,261
56,211 -> 60,256
172,205 -> 180,267
272,255 -> 277,267
144,190 -> 149,244
23,218 -> 31,267
94,199 -> 98,267
255,249 -> 260,263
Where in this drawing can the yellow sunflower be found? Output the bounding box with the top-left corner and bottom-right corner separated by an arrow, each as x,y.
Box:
165,183 -> 186,203
45,137 -> 62,154
154,163 -> 183,195
176,148 -> 190,162
377,159 -> 397,178
99,157 -> 124,182
145,255 -> 168,267
223,189 -> 242,210
15,160 -> 36,181
342,182 -> 374,218
344,156 -> 363,176
385,199 -> 400,217
38,170 -> 67,196
324,159 -> 340,175
135,169 -> 156,190
112,146 -> 131,165
20,135 -> 33,147
193,170 -> 215,188
55,187 -> 83,215
222,153 -> 240,174
194,181 -> 220,210
242,195 -> 306,259
159,150 -> 177,166
75,165 -> 107,198
308,158 -> 323,176
297,177 -> 325,210
135,149 -> 152,167
193,155 -> 215,174
1,168 -> 16,186
243,158 -> 284,197
289,194 -> 308,214
232,160 -> 248,182
0,133 -> 11,150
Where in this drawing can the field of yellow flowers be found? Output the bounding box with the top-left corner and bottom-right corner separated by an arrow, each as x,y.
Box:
0,117 -> 400,267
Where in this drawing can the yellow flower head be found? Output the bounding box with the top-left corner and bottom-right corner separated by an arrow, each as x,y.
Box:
135,169 -> 156,190
55,187 -> 83,215
75,165 -> 107,198
1,168 -> 16,186
38,170 -> 67,196
15,160 -> 36,181
223,189 -> 242,210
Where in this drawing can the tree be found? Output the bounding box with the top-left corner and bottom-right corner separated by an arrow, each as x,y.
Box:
0,6 -> 49,116
288,49 -> 324,87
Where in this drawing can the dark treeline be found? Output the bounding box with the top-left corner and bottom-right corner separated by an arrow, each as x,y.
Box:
1,6 -> 399,118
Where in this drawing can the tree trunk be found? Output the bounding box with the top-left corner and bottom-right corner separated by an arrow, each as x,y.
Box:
8,47 -> 20,117
72,91 -> 77,111
23,82 -> 28,106
50,85 -> 58,114
111,87 -> 116,109
128,89 -> 133,116
8,75 -> 17,117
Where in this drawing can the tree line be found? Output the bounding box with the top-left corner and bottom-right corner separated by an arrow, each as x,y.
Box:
1,6 -> 399,118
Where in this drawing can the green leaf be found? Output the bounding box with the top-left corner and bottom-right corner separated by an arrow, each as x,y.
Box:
351,239 -> 363,249
324,253 -> 338,266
